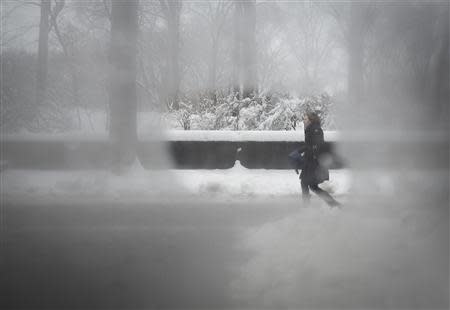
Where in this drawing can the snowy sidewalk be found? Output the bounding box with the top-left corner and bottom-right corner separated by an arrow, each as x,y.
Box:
1,161 -> 351,203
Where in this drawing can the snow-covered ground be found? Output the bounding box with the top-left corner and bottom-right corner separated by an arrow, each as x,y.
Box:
1,160 -> 351,203
2,163 -> 448,308
2,129 -> 337,141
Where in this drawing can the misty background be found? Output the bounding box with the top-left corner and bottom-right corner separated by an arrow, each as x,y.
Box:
2,0 -> 448,134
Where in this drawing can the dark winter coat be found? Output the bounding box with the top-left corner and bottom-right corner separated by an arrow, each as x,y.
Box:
300,121 -> 329,185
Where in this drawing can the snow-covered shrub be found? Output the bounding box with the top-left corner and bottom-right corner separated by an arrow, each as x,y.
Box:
239,103 -> 264,130
258,93 -> 335,130
213,97 -> 239,130
173,101 -> 193,130
168,91 -> 336,131
170,92 -> 234,130
190,112 -> 216,130
258,97 -> 300,130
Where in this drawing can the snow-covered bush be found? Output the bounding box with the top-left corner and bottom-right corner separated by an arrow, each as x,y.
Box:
257,93 -> 335,130
168,92 -> 336,131
212,95 -> 240,130
173,101 -> 193,130
190,112 -> 216,130
258,97 -> 300,130
239,103 -> 264,130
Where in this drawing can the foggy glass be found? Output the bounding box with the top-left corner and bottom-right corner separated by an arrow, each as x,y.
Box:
1,1 -> 448,309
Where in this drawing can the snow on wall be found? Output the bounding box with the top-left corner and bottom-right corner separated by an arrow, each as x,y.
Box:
0,130 -> 339,142
2,130 -> 447,142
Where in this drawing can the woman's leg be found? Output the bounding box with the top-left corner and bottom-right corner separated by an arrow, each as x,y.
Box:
300,179 -> 311,203
309,184 -> 340,206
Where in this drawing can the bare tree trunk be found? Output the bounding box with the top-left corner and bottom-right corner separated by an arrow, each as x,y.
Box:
232,0 -> 241,97
168,6 -> 180,109
209,38 -> 218,103
347,2 -> 365,118
109,0 -> 139,173
36,0 -> 51,119
50,1 -> 83,126
160,0 -> 181,110
241,0 -> 257,99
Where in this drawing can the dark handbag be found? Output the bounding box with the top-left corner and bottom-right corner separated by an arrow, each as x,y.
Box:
288,148 -> 305,170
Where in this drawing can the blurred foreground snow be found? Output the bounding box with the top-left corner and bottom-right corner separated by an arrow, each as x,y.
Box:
231,194 -> 448,309
2,163 -> 448,309
228,168 -> 449,309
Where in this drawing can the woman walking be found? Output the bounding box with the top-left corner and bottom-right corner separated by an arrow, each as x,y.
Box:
300,111 -> 340,207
